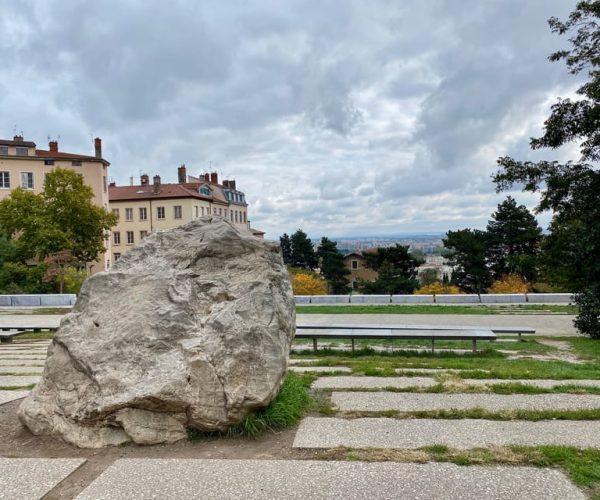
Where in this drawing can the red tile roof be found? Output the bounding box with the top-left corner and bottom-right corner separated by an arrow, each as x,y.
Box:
109,182 -> 213,202
35,149 -> 99,160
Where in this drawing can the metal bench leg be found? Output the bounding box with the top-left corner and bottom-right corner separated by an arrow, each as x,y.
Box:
313,338 -> 317,352
351,338 -> 355,354
431,339 -> 435,354
472,339 -> 477,353
1,337 -> 12,344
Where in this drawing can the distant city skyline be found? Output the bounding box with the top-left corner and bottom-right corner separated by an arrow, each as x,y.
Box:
1,1 -> 577,238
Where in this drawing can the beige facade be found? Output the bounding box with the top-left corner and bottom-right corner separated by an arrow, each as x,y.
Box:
343,252 -> 379,289
0,136 -> 111,273
109,168 -> 256,264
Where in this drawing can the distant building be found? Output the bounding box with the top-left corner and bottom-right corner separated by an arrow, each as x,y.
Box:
417,255 -> 453,282
109,166 -> 262,264
343,251 -> 378,290
0,135 -> 111,273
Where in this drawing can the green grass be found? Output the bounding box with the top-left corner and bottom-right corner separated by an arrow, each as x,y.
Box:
568,337 -> 600,361
297,304 -> 577,315
0,384 -> 35,390
13,331 -> 54,340
187,372 -> 313,439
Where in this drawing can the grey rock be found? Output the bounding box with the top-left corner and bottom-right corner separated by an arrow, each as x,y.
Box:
19,217 -> 295,448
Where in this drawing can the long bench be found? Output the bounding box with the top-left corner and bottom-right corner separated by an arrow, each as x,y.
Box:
0,325 -> 58,344
295,326 -> 496,353
0,329 -> 26,344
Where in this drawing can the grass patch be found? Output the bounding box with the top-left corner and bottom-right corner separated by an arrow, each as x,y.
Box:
567,337 -> 600,362
0,384 -> 35,390
314,445 -> 600,491
188,372 -> 312,440
14,331 -> 54,340
297,304 -> 577,315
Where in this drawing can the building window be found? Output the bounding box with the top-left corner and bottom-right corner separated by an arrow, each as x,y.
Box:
112,208 -> 120,220
16,146 -> 28,156
230,210 -> 234,222
0,146 -> 8,155
125,208 -> 133,221
72,160 -> 82,166
140,230 -> 148,239
126,231 -> 134,244
194,206 -> 198,218
113,231 -> 121,245
20,172 -> 34,189
44,160 -> 55,166
157,206 -> 165,219
0,171 -> 9,188
201,207 -> 205,216
213,207 -> 217,215
139,207 -> 147,220
351,260 -> 358,270
243,212 -> 247,223
235,211 -> 238,223
218,208 -> 222,216
103,176 -> 107,193
114,253 -> 121,261
174,205 -> 182,219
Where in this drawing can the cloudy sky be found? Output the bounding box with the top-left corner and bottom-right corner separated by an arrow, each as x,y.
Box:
1,0 -> 581,238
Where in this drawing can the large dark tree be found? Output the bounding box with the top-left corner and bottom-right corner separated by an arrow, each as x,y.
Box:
289,229 -> 317,269
360,244 -> 424,295
443,229 -> 491,297
317,237 -> 350,294
494,1 -> 600,337
486,196 -> 542,281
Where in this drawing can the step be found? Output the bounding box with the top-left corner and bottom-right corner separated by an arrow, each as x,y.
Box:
0,366 -> 44,375
461,379 -> 600,389
289,366 -> 351,374
0,458 -> 85,499
293,417 -> 600,450
332,392 -> 600,412
0,375 -> 41,388
75,458 -> 583,500
0,390 -> 29,405
312,376 -> 436,389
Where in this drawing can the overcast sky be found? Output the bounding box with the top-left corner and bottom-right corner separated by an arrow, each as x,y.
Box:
1,1 -> 581,239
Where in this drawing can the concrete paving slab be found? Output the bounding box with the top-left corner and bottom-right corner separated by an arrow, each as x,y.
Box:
0,375 -> 40,387
332,392 -> 600,412
462,379 -> 600,389
75,458 -> 583,500
0,366 -> 44,375
312,376 -> 437,389
0,360 -> 45,367
0,355 -> 47,361
0,390 -> 29,405
293,417 -> 600,450
396,368 -> 491,374
0,458 -> 85,500
289,366 -> 351,374
288,358 -> 319,365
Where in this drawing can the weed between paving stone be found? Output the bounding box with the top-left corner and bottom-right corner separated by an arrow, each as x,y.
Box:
296,304 -> 577,314
0,384 -> 35,390
187,372 -> 314,440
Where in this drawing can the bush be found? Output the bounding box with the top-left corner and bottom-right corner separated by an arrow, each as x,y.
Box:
488,273 -> 530,293
63,267 -> 87,294
415,282 -> 461,295
292,272 -> 328,295
574,286 -> 600,339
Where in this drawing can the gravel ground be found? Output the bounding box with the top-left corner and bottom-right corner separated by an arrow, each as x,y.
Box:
312,376 -> 437,389
331,392 -> 600,412
75,458 -> 584,500
293,417 -> 600,450
0,458 -> 85,500
289,366 -> 351,373
461,379 -> 600,389
0,391 -> 29,405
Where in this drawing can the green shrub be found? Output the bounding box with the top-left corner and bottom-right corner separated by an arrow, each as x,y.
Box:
574,286 -> 600,339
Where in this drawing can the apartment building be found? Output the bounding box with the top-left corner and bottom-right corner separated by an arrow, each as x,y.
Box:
0,135 -> 111,273
109,166 -> 257,263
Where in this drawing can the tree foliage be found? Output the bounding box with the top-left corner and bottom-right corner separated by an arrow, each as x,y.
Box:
488,273 -> 531,294
279,233 -> 292,265
291,272 -> 328,295
316,237 -> 349,294
494,2 -> 600,337
415,282 -> 461,295
360,245 -> 424,294
289,230 -> 317,269
443,229 -> 491,296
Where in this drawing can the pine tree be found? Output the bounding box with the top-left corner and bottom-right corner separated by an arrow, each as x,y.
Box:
279,233 -> 292,265
317,237 -> 349,294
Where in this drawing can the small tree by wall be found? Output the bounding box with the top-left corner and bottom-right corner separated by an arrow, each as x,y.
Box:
291,272 -> 328,295
488,273 -> 531,294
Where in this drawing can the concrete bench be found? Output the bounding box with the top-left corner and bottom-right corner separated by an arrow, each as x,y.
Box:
0,330 -> 27,344
295,325 -> 496,354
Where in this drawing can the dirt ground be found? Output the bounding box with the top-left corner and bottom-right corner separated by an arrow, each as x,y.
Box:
0,399 -> 315,499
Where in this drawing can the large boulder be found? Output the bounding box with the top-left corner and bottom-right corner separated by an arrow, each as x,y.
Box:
19,217 -> 295,448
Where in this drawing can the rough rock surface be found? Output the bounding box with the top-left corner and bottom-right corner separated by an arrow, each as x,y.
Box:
18,217 -> 295,448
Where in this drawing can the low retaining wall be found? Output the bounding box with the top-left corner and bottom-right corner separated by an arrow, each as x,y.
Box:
0,294 -> 77,307
295,293 -> 574,305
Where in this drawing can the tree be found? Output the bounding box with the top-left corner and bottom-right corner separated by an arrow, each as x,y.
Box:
317,237 -> 349,294
415,282 -> 461,295
279,233 -> 292,265
0,168 -> 117,264
360,245 -> 424,294
291,272 -> 328,295
494,2 -> 600,337
488,273 -> 531,294
289,230 -> 317,269
419,268 -> 439,286
486,197 -> 542,281
443,229 -> 491,297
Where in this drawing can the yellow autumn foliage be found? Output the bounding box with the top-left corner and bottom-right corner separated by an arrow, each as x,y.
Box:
488,273 -> 531,293
415,282 -> 462,295
292,273 -> 328,295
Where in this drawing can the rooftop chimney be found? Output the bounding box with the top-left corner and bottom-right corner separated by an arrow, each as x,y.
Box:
230,180 -> 236,190
94,137 -> 102,159
222,180 -> 229,188
153,175 -> 161,193
204,173 -> 210,182
49,140 -> 58,152
210,172 -> 218,184
178,164 -> 187,184
13,135 -> 23,143
140,174 -> 149,186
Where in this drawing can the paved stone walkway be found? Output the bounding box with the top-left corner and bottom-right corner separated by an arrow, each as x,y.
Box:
332,392 -> 600,412
0,366 -> 44,375
75,458 -> 583,500
293,417 -> 600,449
0,360 -> 44,367
461,378 -> 600,389
395,368 -> 491,374
0,458 -> 85,500
0,390 -> 29,405
313,376 -> 437,389
0,375 -> 40,388
289,366 -> 352,373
